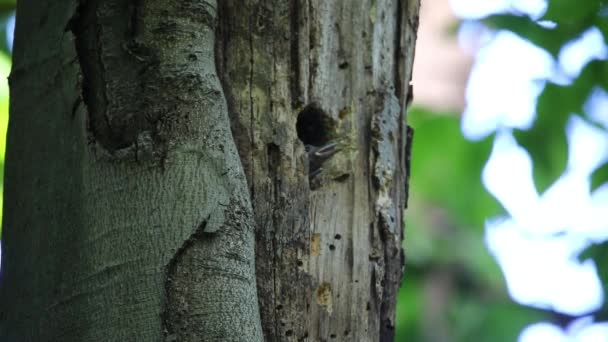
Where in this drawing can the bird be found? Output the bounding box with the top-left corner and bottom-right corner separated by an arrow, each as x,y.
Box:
305,141 -> 342,179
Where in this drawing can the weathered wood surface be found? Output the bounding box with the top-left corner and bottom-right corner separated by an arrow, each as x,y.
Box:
217,1 -> 419,340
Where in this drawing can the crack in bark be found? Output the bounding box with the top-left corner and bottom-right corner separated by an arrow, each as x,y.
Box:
394,0 -> 404,102
70,0 -> 163,155
248,7 -> 256,200
289,0 -> 302,108
71,0 -> 112,148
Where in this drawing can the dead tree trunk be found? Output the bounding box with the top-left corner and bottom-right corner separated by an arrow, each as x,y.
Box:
0,1 -> 419,341
217,1 -> 419,340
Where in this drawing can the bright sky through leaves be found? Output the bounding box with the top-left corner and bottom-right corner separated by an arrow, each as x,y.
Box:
452,0 -> 608,340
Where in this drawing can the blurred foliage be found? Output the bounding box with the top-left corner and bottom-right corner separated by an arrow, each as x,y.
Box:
397,0 -> 608,341
0,1 -> 13,14
0,52 -> 9,236
486,15 -> 608,193
579,240 -> 608,322
487,2 -> 608,325
592,163 -> 608,191
579,240 -> 608,291
404,108 -> 503,285
0,0 -> 13,56
395,108 -> 549,341
0,0 -> 14,240
0,11 -> 12,55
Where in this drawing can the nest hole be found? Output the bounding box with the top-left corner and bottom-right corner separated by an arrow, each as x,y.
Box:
296,104 -> 335,146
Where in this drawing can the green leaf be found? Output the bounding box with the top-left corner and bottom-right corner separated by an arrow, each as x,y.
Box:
578,240 -> 608,291
594,16 -> 608,45
516,61 -> 608,193
0,51 -> 7,238
0,51 -> 10,161
591,162 -> 608,192
513,113 -> 568,194
542,0 -> 602,24
539,61 -> 605,116
483,14 -> 590,57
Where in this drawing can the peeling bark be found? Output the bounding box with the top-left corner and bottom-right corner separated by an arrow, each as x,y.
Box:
216,1 -> 419,340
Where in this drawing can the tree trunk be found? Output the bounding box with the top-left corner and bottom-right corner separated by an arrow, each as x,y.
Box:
0,1 -> 419,341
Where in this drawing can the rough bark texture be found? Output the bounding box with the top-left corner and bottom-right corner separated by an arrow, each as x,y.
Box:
0,0 -> 419,341
216,1 -> 419,341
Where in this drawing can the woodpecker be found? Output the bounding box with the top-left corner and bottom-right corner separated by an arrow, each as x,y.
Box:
305,141 -> 341,178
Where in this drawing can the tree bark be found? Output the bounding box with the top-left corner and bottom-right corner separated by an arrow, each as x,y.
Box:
0,0 -> 419,341
216,1 -> 419,340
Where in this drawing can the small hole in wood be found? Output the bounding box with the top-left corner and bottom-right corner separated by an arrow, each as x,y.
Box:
296,104 -> 335,146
